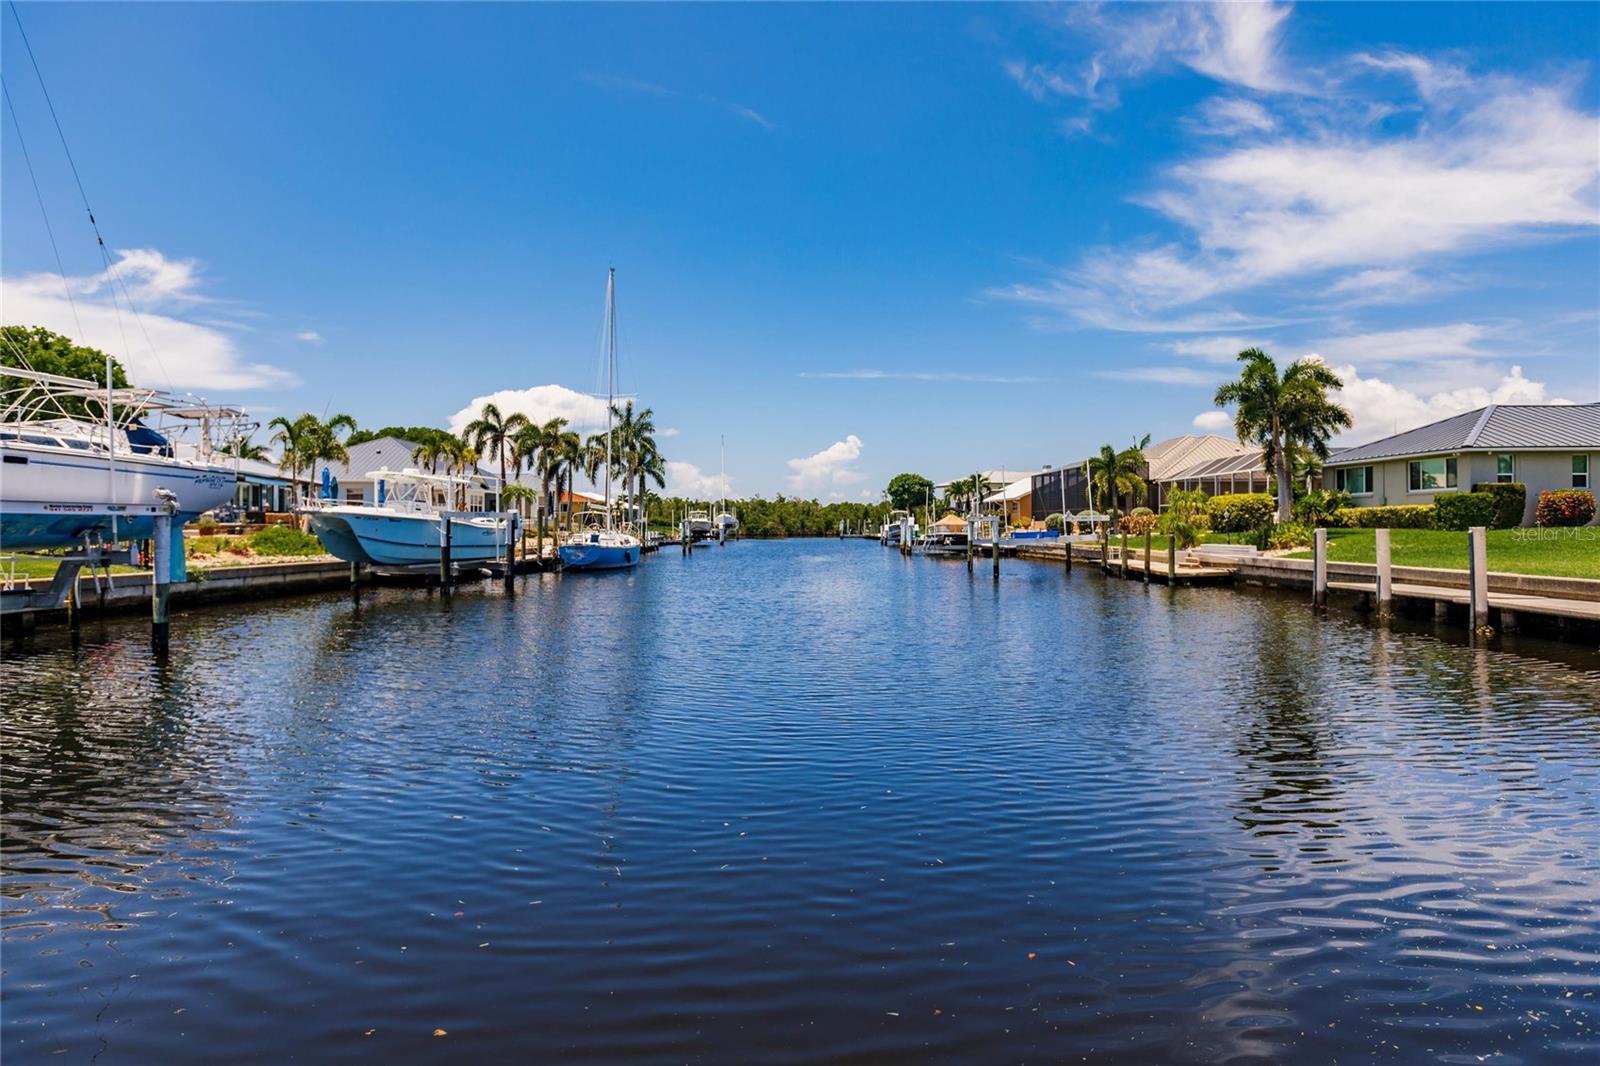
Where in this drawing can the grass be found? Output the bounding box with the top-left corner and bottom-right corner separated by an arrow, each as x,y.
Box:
1285,527 -> 1600,580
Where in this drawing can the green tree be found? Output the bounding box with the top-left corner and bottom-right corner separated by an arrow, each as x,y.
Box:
513,417 -> 569,555
463,403 -> 530,506
1,326 -> 130,420
885,473 -> 935,512
220,434 -> 268,461
1213,348 -> 1351,523
1157,488 -> 1210,549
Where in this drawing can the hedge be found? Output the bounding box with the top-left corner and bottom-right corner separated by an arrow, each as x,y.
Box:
1205,492 -> 1275,533
1535,489 -> 1596,528
1470,482 -> 1527,529
1330,504 -> 1435,529
1433,492 -> 1497,531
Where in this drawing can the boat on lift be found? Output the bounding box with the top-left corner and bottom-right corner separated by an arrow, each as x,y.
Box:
559,268 -> 641,572
1,367 -> 245,550
879,509 -> 917,546
712,435 -> 737,541
305,467 -> 510,570
684,508 -> 716,542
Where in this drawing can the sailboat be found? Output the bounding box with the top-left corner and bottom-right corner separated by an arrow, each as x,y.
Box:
559,269 -> 641,571
713,435 -> 737,541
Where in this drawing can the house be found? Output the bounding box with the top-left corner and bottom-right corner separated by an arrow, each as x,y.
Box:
228,456 -> 313,515
982,475 -> 1042,527
1323,403 -> 1600,525
939,468 -> 1047,514
1030,435 -> 1258,515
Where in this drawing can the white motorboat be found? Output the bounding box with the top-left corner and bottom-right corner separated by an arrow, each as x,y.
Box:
306,468 -> 510,570
560,268 -> 641,572
684,509 -> 715,541
880,509 -> 918,545
1,368 -> 245,550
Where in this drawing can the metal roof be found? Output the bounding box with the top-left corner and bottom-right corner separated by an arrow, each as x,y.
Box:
1161,449 -> 1266,482
1328,404 -> 1600,465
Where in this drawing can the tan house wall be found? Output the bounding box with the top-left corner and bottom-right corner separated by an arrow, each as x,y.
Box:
1331,450 -> 1596,525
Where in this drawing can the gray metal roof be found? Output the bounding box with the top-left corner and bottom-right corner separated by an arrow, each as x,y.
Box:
1161,449 -> 1266,481
1328,404 -> 1600,465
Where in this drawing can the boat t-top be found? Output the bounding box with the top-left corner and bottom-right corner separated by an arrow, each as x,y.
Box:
880,509 -> 918,546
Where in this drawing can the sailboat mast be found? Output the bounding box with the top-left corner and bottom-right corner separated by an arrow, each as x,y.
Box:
604,267 -> 615,531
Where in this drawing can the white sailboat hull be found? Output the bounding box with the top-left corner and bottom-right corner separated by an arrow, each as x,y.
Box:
0,439 -> 236,549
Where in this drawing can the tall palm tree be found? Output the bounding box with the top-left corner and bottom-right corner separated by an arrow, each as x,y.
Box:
411,438 -> 447,475
440,436 -> 479,509
1213,349 -> 1351,523
463,402 -> 529,508
610,401 -> 663,530
268,414 -> 312,505
512,417 -> 568,555
1084,435 -> 1150,554
552,429 -> 583,532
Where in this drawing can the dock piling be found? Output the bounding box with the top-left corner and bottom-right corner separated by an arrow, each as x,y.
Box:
992,537 -> 1000,581
1119,529 -> 1129,579
504,513 -> 517,593
1468,526 -> 1492,635
151,508 -> 173,656
439,515 -> 453,589
1374,528 -> 1392,618
1312,527 -> 1328,608
1167,536 -> 1176,584
1143,531 -> 1151,584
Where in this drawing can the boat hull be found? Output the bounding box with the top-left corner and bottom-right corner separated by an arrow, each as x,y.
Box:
307,510 -> 506,568
559,536 -> 639,570
0,442 -> 236,549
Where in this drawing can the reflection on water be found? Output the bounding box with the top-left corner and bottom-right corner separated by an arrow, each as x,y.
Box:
4,540 -> 1598,1063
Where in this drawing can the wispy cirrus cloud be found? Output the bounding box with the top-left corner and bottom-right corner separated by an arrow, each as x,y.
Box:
1095,366 -> 1216,386
801,369 -> 1044,384
583,73 -> 774,130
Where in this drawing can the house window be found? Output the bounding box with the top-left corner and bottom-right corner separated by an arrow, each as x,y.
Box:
1575,455 -> 1591,489
345,489 -> 364,505
1408,457 -> 1457,492
1496,455 -> 1515,483
1335,465 -> 1373,496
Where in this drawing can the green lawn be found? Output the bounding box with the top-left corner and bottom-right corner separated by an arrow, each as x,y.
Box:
1285,528 -> 1600,579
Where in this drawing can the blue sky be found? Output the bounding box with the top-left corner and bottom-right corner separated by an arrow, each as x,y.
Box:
4,2 -> 1597,498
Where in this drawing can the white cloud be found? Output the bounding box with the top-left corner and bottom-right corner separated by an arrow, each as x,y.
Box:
1193,410 -> 1233,431
659,427 -> 681,438
1,248 -> 297,390
786,434 -> 863,494
1097,366 -> 1215,385
665,460 -> 726,499
1169,336 -> 1270,363
295,330 -> 324,343
446,384 -> 608,435
1331,363 -> 1571,441
1002,43 -> 1600,328
1191,96 -> 1277,136
1314,322 -> 1487,364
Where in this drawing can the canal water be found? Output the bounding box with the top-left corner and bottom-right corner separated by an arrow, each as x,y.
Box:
3,539 -> 1598,1063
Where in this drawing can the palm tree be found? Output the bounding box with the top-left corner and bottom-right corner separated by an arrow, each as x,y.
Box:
512,417 -> 568,556
1084,435 -> 1150,555
551,429 -> 583,532
463,403 -> 529,509
411,438 -> 447,475
1213,349 -> 1351,523
268,414 -> 312,505
222,433 -> 268,461
498,483 -> 536,559
440,436 -> 480,509
610,401 -> 664,531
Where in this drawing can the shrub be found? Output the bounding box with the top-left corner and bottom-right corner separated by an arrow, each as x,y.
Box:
1470,482 -> 1527,529
1291,489 -> 1352,527
248,525 -> 325,556
1433,491 -> 1497,531
1121,512 -> 1158,536
1535,489 -> 1596,528
196,514 -> 219,534
1206,492 -> 1275,533
1044,512 -> 1065,532
1331,504 -> 1435,529
1158,489 -> 1210,549
1266,521 -> 1314,550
